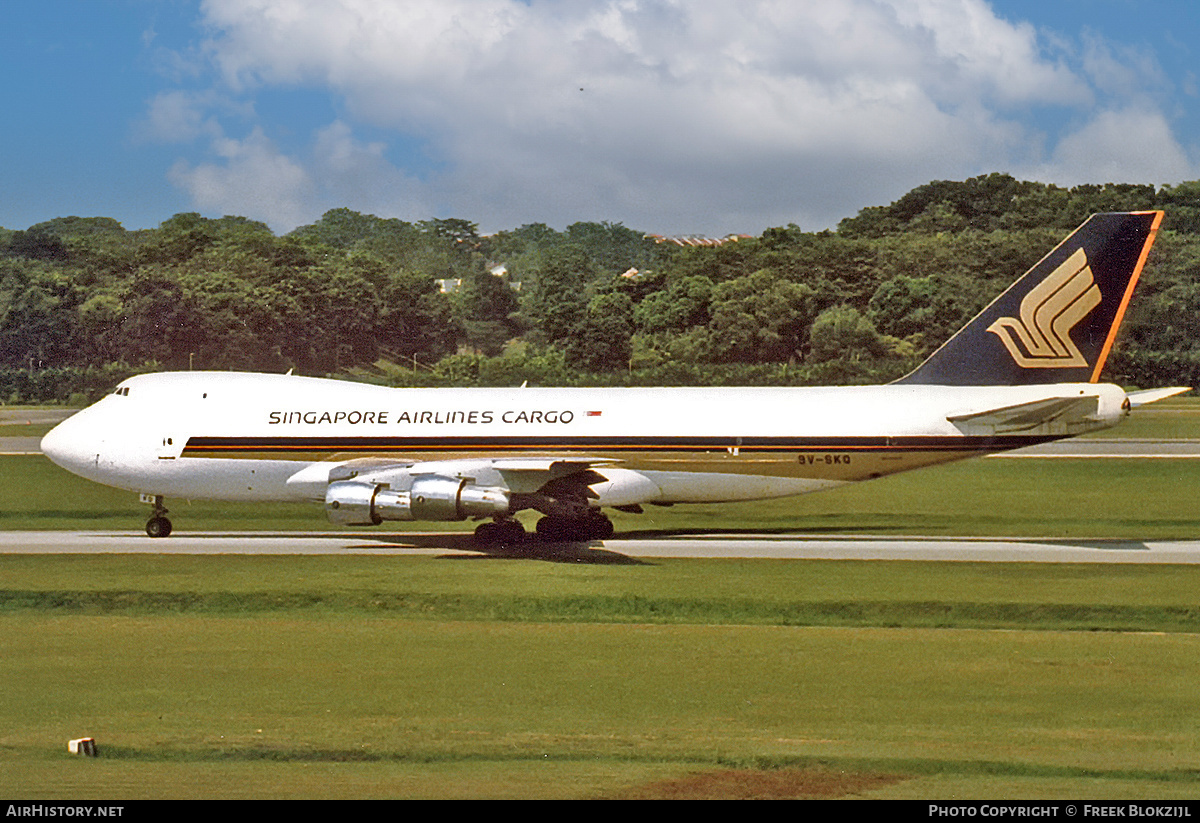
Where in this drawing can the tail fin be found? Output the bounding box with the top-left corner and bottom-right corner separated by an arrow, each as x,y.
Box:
896,211 -> 1163,386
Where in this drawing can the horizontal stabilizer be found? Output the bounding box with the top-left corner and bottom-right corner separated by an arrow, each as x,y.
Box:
948,395 -> 1099,435
1126,387 -> 1192,407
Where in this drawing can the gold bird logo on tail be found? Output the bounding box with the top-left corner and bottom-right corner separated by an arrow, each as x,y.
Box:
986,248 -> 1101,368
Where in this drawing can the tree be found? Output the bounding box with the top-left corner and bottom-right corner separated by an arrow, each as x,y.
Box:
455,269 -> 522,356
809,305 -> 888,362
633,275 -> 713,334
705,269 -> 819,363
6,226 -> 68,262
565,291 -> 634,372
521,244 -> 594,344
564,221 -> 661,274
867,275 -> 938,339
136,213 -> 220,266
375,270 -> 459,364
807,306 -> 916,383
0,259 -> 79,367
419,217 -> 480,246
1156,181 -> 1200,234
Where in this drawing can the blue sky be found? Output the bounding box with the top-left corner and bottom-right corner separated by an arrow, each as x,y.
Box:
4,0 -> 1199,236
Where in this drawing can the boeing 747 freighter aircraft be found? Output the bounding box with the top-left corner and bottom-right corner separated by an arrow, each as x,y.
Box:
41,211 -> 1187,542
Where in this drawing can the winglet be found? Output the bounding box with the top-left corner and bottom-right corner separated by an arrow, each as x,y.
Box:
896,211 -> 1164,386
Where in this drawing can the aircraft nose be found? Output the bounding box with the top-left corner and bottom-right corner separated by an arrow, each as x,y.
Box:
40,414 -> 93,475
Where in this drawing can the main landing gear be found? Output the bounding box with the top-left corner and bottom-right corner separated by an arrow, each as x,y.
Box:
472,511 -> 616,546
144,495 -> 173,538
473,518 -> 527,546
535,510 -> 614,542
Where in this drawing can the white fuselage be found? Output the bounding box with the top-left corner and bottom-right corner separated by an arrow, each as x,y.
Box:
40,371 -> 1130,508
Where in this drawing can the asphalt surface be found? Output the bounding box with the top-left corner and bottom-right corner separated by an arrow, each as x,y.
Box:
0,437 -> 44,454
0,408 -> 75,425
3,529 -> 1200,563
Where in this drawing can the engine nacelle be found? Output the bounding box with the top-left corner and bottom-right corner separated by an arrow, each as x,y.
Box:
325,475 -> 510,526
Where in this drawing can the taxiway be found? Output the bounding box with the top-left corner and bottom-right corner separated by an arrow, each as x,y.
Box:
2,530 -> 1200,563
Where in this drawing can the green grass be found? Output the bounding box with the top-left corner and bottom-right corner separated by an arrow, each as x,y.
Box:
1081,397 -> 1200,439
5,452 -> 1200,538
3,406 -> 1200,798
3,556 -> 1200,798
4,555 -> 1200,632
5,618 -> 1200,798
0,423 -> 53,436
630,457 -> 1200,539
0,455 -> 335,532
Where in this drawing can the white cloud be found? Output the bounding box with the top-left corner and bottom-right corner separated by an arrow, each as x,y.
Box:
137,90 -> 228,143
889,0 -> 1088,106
154,0 -> 1197,233
1022,107 -> 1194,187
1079,28 -> 1164,100
168,128 -> 315,228
166,121 -> 437,231
309,121 -> 435,218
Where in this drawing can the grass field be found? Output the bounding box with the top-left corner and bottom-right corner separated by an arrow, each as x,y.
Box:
1079,397 -> 1200,439
3,556 -> 1200,799
2,399 -> 1199,799
5,450 -> 1200,538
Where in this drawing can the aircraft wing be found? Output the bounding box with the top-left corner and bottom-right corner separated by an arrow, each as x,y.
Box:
947,395 -> 1101,436
299,454 -> 620,499
307,453 -> 650,530
490,457 -> 619,495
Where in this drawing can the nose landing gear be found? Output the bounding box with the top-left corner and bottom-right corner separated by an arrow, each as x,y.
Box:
144,495 -> 173,537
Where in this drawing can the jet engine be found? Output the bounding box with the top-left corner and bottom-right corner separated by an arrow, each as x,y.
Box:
325,475 -> 510,526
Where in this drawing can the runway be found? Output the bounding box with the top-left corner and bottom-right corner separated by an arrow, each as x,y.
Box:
3,529 -> 1200,563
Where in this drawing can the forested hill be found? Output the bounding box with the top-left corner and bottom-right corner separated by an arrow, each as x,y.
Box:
2,173 -> 1198,402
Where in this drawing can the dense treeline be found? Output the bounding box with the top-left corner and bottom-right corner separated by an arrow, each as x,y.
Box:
2,173 -> 1198,402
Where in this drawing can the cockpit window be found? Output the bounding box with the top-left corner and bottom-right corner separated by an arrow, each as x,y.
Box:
113,387 -> 130,396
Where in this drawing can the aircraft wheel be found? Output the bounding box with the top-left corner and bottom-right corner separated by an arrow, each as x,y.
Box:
475,519 -> 526,546
534,515 -> 573,541
585,511 -> 615,540
146,516 -> 173,538
535,512 -> 613,542
495,520 -> 526,544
